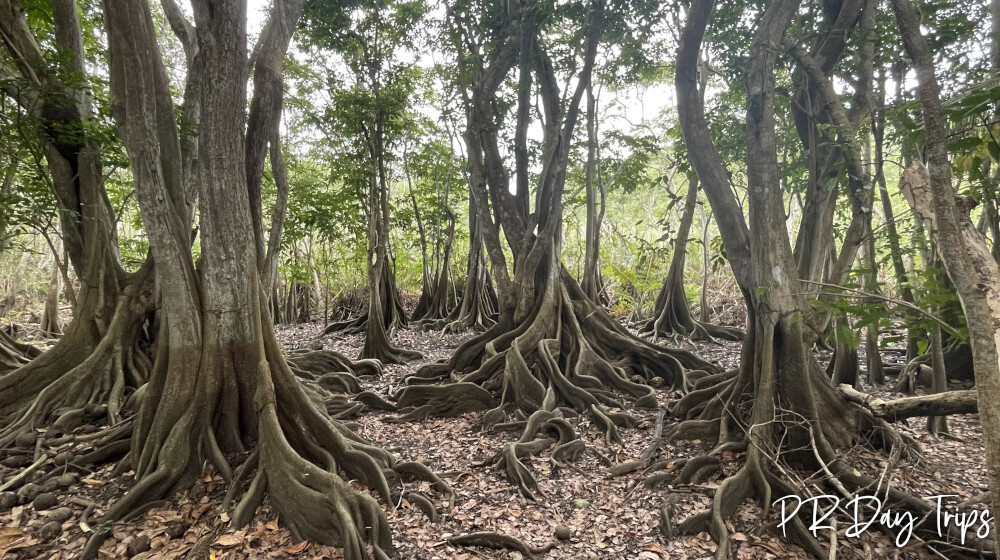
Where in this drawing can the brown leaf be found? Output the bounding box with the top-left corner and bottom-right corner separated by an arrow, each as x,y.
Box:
283,541 -> 309,555
0,527 -> 26,549
191,503 -> 212,520
213,534 -> 243,548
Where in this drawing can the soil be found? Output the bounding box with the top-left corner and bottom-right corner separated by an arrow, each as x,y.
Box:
0,317 -> 989,560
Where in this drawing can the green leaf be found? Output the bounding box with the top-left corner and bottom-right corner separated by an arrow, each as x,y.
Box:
947,136 -> 982,153
988,141 -> 1000,162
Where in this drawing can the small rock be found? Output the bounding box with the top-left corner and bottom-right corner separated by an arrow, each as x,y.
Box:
39,478 -> 60,493
554,525 -> 572,540
1,455 -> 32,468
15,431 -> 38,449
308,340 -> 324,350
39,521 -> 62,542
16,483 -> 41,503
47,507 -> 74,523
32,492 -> 58,511
58,472 -> 78,488
127,535 -> 151,557
0,492 -> 18,510
572,498 -> 590,509
165,522 -> 188,539
53,451 -> 74,466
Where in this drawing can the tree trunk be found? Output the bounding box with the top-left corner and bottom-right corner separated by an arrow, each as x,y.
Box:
39,262 -> 62,337
581,82 -> 608,306
429,193 -> 498,333
641,178 -> 741,341
839,384 -> 978,421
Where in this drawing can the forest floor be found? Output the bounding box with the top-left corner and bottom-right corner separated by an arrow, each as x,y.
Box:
0,315 -> 991,560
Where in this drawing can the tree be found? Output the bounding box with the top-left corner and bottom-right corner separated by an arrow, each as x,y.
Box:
580,82 -> 609,305
0,2 -> 447,558
667,1 -> 968,556
406,0 -> 716,501
0,0 -> 147,431
640,176 -> 742,341
406,135 -> 461,327
305,0 -> 424,363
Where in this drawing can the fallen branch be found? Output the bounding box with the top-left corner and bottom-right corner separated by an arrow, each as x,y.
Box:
838,384 -> 977,421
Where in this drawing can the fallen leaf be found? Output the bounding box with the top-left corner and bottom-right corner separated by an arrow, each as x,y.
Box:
213,534 -> 243,548
191,503 -> 212,520
284,541 -> 309,555
0,527 -> 26,548
220,512 -> 231,523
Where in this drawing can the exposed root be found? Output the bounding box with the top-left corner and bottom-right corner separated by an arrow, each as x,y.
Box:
447,531 -> 556,559
0,285 -> 153,448
406,268 -> 717,497
72,307 -> 447,560
322,264 -> 409,337
404,491 -> 440,522
393,382 -> 496,421
0,328 -> 41,373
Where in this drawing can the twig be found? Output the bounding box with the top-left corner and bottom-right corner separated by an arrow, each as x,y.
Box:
0,453 -> 48,492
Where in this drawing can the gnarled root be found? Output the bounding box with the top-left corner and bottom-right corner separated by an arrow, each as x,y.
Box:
404,270 -> 719,497
80,311 -> 448,560
0,327 -> 42,373
447,532 -> 556,559
0,282 -> 153,448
